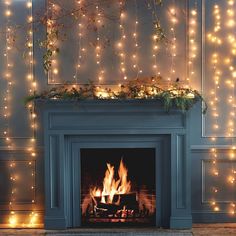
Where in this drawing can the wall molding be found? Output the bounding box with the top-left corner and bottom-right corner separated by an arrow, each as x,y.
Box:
0,146 -> 44,151
191,145 -> 236,151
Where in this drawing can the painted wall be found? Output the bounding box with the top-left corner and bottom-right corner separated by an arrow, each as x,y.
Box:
0,0 -> 235,226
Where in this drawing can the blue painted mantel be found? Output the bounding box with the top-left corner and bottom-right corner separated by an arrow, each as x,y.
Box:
36,100 -> 192,230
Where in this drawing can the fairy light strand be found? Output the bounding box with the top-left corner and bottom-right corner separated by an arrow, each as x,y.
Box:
117,1 -> 127,81
208,1 -> 236,215
168,5 -> 178,83
74,0 -> 84,84
48,3 -> 59,84
151,0 -> 161,78
25,0 -> 38,226
95,4 -> 105,83
188,3 -> 198,86
208,4 -> 222,213
225,0 -> 236,215
3,0 -> 13,150
3,0 -> 18,227
131,0 -> 142,78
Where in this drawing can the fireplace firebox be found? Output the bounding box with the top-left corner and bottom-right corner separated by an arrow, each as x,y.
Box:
80,148 -> 156,226
36,100 -> 192,230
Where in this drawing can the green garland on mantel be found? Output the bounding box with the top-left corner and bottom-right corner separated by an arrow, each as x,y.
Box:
25,78 -> 207,113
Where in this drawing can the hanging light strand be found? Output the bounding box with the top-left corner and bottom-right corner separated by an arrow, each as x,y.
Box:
3,0 -> 18,227
151,0 -> 161,78
208,4 -> 222,213
25,0 -> 38,226
117,1 -> 127,81
225,0 -> 236,215
74,0 -> 84,85
48,3 -> 60,84
188,2 -> 198,86
95,4 -> 105,83
131,0 -> 142,77
3,0 -> 13,149
167,5 -> 178,83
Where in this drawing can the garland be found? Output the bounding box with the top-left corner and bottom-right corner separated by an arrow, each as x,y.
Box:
25,77 -> 207,113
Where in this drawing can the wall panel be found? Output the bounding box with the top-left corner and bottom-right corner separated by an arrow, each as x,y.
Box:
192,148 -> 236,222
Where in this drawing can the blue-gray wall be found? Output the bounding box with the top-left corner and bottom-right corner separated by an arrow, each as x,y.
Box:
0,0 -> 235,226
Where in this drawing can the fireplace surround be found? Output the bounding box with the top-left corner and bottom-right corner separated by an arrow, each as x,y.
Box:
36,100 -> 192,230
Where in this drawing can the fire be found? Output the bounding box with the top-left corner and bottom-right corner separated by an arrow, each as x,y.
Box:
82,158 -> 156,222
91,159 -> 131,204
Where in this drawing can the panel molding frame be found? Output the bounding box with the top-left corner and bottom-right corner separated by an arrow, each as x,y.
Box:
191,146 -> 236,219
192,149 -> 236,222
0,160 -> 36,206
0,0 -> 38,140
201,159 -> 236,204
0,147 -> 44,211
46,0 -> 190,86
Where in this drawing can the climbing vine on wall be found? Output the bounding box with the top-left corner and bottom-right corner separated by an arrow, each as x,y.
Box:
36,0 -> 166,71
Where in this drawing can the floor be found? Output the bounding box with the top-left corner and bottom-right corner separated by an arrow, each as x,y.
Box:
1,224 -> 236,236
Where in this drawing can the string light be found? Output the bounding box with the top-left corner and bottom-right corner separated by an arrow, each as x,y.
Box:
207,1 -> 236,215
207,4 -> 222,213
188,3 -> 198,85
117,1 -> 127,80
25,0 -> 37,226
74,0 -> 85,84
3,0 -> 13,149
48,3 -> 60,84
95,4 -> 105,83
3,0 -> 37,227
2,0 -> 19,227
131,0 -> 142,77
167,5 -> 178,83
9,211 -> 17,227
151,1 -> 161,78
28,212 -> 38,227
226,0 -> 235,28
225,0 -> 236,215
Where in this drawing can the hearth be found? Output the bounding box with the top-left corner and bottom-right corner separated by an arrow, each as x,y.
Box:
80,148 -> 156,226
36,100 -> 192,230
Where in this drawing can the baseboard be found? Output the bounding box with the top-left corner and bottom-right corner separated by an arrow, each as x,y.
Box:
170,216 -> 192,229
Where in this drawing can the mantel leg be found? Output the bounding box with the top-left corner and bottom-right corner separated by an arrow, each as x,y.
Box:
170,133 -> 192,229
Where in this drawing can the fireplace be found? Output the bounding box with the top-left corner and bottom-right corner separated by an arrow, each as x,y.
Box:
36,100 -> 192,229
80,148 -> 156,226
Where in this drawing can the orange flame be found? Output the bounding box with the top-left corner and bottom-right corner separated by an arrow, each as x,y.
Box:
91,159 -> 131,204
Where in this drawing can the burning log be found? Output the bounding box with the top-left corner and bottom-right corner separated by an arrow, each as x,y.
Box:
92,192 -> 138,216
95,202 -> 120,214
